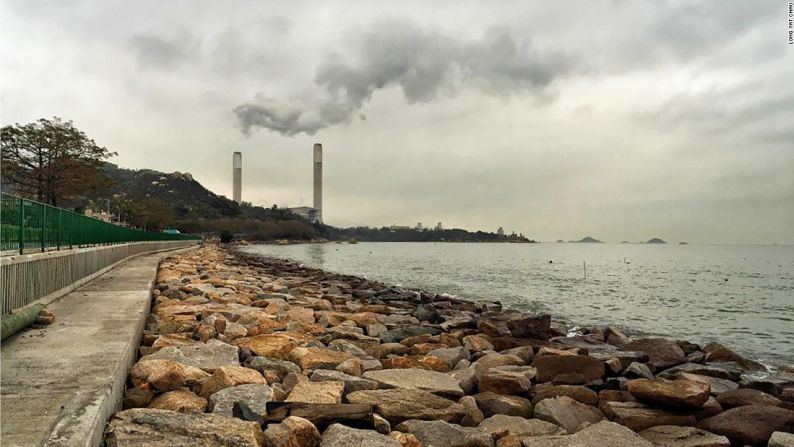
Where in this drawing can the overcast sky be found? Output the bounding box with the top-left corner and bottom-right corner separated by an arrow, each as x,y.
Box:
2,1 -> 792,243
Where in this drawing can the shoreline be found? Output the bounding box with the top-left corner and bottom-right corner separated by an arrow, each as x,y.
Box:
105,244 -> 794,446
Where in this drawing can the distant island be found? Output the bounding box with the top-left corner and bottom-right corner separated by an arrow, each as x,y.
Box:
679,241 -> 688,245
646,238 -> 667,244
571,236 -> 603,243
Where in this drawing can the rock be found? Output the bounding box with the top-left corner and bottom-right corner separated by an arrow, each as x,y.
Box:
531,385 -> 599,406
373,413 -> 391,434
363,368 -> 465,399
638,425 -> 731,447
319,423 -> 400,447
335,357 -> 362,376
534,396 -> 604,433
199,366 -> 266,398
697,405 -> 794,446
605,327 -> 631,347
473,353 -> 525,378
286,380 -> 345,404
260,402 -> 375,428
479,366 -> 536,395
531,355 -> 605,383
209,383 -> 273,417
346,389 -> 466,424
389,431 -> 422,447
473,392 -> 534,418
429,347 -> 471,369
477,415 -> 566,437
395,419 -> 494,447
628,379 -> 711,409
658,363 -> 743,382
501,346 -> 535,364
131,359 -> 187,392
367,343 -> 411,359
141,339 -> 240,372
379,326 -> 441,344
702,342 -> 765,373
672,372 -> 738,396
105,408 -> 263,446
148,389 -> 207,413
769,432 -> 794,447
551,373 -> 585,385
623,338 -> 686,370
310,369 -> 379,394
235,333 -> 302,359
518,420 -> 653,447
263,416 -> 321,447
459,395 -> 485,426
123,386 -> 154,408
464,335 -> 495,352
716,388 -> 782,409
412,304 -> 442,323
602,401 -> 697,431
245,356 -> 301,379
288,347 -> 352,370
623,362 -> 654,380
695,397 -> 723,420
506,313 -> 551,340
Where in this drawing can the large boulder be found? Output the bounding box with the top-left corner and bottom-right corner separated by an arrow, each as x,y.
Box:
518,420 -> 653,447
697,405 -> 794,446
531,385 -> 599,406
622,338 -> 686,370
263,416 -> 321,447
638,425 -> 730,447
319,424 -> 400,447
506,313 -> 551,340
363,368 -> 465,399
148,389 -> 207,413
394,419 -> 494,447
140,340 -> 240,372
531,355 -> 605,383
310,369 -> 379,394
286,380 -> 345,404
288,347 -> 352,370
477,415 -> 566,438
628,378 -> 711,409
472,392 -> 534,418
601,401 -> 696,431
105,408 -> 263,446
479,366 -> 535,395
658,363 -> 743,382
716,388 -> 782,409
671,372 -> 738,396
346,389 -> 466,424
235,333 -> 303,359
209,383 -> 272,417
245,356 -> 301,379
199,366 -> 266,398
429,347 -> 470,369
533,396 -> 604,433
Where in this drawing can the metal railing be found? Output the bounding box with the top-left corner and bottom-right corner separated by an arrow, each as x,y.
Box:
1,193 -> 199,254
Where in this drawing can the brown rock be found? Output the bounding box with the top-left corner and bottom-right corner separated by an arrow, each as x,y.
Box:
697,405 -> 794,446
235,333 -> 301,358
673,372 -> 739,396
602,401 -> 697,431
622,338 -> 686,370
366,343 -> 411,359
288,347 -> 351,370
346,388 -> 467,424
534,396 -> 604,433
479,366 -> 535,395
286,380 -> 344,404
463,335 -> 494,352
199,366 -> 266,398
417,355 -> 452,372
130,359 -> 187,392
716,388 -> 782,409
382,356 -> 418,369
628,378 -> 711,410
388,431 -> 422,447
702,342 -> 765,373
123,386 -> 154,408
531,355 -> 605,383
506,313 -> 551,340
638,425 -> 731,447
149,389 -> 207,413
335,357 -> 362,376
263,416 -> 320,447
472,392 -> 534,418
532,385 -> 599,406
477,414 -> 566,438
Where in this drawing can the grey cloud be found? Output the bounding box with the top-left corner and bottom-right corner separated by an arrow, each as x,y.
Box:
234,19 -> 573,136
129,31 -> 199,70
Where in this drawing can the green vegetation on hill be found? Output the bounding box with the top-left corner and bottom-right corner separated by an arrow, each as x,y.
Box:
324,226 -> 535,243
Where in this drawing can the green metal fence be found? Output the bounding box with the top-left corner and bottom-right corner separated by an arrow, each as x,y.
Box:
1,193 -> 199,254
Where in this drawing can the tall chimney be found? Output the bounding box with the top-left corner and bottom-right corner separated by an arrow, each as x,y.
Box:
313,143 -> 322,223
233,151 -> 242,204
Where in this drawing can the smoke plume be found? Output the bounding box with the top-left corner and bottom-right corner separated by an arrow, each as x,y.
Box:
234,20 -> 572,136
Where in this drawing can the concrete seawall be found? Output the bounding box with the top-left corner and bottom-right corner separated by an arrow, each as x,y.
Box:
1,240 -> 199,315
1,245 -> 198,447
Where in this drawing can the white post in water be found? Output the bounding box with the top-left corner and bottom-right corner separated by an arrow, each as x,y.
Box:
313,143 -> 323,223
583,261 -> 587,279
233,151 -> 242,204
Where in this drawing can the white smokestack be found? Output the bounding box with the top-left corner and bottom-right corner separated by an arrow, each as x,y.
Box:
313,143 -> 322,223
233,151 -> 242,204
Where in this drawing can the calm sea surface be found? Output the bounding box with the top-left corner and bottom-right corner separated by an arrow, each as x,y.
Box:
242,242 -> 794,367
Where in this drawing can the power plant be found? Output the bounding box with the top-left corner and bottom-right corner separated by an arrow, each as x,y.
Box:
313,143 -> 323,224
232,151 -> 242,204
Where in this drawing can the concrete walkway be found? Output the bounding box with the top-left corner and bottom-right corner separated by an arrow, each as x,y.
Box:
1,247 -> 195,447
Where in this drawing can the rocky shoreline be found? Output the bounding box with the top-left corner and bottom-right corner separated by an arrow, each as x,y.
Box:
104,244 -> 794,446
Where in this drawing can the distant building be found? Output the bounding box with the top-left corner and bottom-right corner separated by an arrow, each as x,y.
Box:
416,222 -> 423,230
435,222 -> 443,231
389,225 -> 411,231
497,226 -> 504,236
289,206 -> 319,223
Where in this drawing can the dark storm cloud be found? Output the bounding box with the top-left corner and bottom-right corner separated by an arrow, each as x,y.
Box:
233,19 -> 573,136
